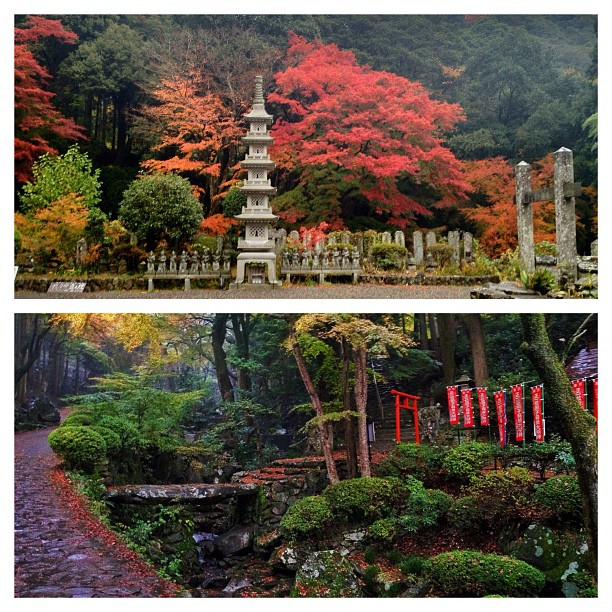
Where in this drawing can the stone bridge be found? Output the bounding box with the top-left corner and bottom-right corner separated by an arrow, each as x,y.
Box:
106,482 -> 259,504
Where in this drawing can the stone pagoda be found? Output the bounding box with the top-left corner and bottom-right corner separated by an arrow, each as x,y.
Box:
231,76 -> 281,287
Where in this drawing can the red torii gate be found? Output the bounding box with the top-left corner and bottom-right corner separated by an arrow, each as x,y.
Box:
390,389 -> 421,445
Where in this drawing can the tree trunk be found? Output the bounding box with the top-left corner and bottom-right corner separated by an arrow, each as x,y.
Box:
415,314 -> 429,350
14,314 -> 52,402
520,314 -> 597,578
353,343 -> 372,478
211,314 -> 234,402
341,338 -> 358,479
463,313 -> 489,386
437,314 -> 457,385
428,313 -> 441,356
231,314 -> 251,392
290,335 -> 339,484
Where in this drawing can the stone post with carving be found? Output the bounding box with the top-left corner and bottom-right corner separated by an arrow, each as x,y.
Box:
515,161 -> 535,274
554,147 -> 578,281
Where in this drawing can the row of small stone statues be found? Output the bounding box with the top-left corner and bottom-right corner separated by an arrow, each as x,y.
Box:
281,246 -> 361,271
146,249 -> 231,275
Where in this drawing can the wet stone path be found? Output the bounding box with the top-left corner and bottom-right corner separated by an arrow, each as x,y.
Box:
14,421 -> 182,598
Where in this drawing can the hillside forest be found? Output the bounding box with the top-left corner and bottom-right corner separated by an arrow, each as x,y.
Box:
14,14 -> 598,268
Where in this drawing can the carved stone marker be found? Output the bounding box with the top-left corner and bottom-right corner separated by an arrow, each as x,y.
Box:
47,281 -> 86,293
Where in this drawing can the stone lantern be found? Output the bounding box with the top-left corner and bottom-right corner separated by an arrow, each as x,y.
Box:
231,76 -> 282,287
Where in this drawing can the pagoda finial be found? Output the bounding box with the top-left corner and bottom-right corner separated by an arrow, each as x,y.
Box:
254,75 -> 264,105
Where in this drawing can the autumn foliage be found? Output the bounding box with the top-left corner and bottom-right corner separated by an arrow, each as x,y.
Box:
15,16 -> 86,183
15,194 -> 90,266
269,34 -> 469,228
462,155 -> 556,257
139,72 -> 243,212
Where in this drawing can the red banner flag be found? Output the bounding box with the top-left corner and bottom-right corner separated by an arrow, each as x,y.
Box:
511,384 -> 524,442
477,387 -> 489,426
494,390 -> 506,446
593,379 -> 598,423
447,386 -> 459,425
571,379 -> 586,409
531,385 -> 544,442
461,388 -> 474,427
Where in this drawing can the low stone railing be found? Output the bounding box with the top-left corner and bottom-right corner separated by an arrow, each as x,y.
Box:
280,246 -> 361,284
144,249 -> 231,290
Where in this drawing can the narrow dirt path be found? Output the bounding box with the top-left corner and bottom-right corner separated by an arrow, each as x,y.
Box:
14,418 -> 183,598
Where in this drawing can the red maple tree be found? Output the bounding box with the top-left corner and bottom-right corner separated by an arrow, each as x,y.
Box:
462,155 -> 556,257
15,16 -> 86,183
139,72 -> 244,214
269,34 -> 470,229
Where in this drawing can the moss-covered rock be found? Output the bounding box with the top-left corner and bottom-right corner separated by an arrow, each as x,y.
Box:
292,550 -> 363,597
500,523 -> 590,596
427,550 -> 545,597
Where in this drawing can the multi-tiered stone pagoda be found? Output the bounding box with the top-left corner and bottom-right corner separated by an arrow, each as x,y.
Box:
231,76 -> 281,287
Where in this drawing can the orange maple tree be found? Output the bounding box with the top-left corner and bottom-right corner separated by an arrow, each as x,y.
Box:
462,155 -> 556,257
139,72 -> 244,215
15,16 -> 86,183
269,34 -> 470,229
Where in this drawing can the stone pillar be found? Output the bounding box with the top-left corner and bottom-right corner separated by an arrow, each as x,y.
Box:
554,147 -> 578,281
448,231 -> 460,266
463,232 -> 474,263
425,231 -> 436,250
591,240 -> 598,257
394,231 -> 405,247
515,161 -> 535,274
413,231 -> 424,265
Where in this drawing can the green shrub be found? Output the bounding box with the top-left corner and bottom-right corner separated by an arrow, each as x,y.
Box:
97,415 -> 146,449
427,550 -> 546,597
60,412 -> 95,428
90,426 -> 122,455
507,435 -> 573,478
398,487 -> 452,533
375,443 -> 447,483
48,426 -> 107,472
280,495 -> 333,540
323,477 -> 409,522
369,243 -> 408,270
398,555 -> 427,577
520,268 -> 555,294
447,496 -> 483,533
466,467 -> 535,523
534,475 -> 583,523
368,517 -> 399,543
118,173 -> 202,250
442,442 -> 493,483
426,241 -> 453,267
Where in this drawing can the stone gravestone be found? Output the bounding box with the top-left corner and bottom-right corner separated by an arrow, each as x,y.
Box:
75,238 -> 88,266
413,231 -> 424,265
394,231 -> 405,247
425,231 -> 436,250
463,232 -> 474,263
448,231 -> 460,266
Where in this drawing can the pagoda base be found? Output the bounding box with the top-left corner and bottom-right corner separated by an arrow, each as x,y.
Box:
229,252 -> 282,288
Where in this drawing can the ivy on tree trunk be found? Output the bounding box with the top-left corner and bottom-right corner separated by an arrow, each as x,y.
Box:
520,313 -> 597,578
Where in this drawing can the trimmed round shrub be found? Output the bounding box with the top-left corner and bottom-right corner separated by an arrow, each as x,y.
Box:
280,495 -> 333,540
48,426 -> 107,472
323,477 -> 410,522
535,475 -> 583,523
118,173 -> 203,250
466,467 -> 535,523
427,550 -> 546,597
97,415 -> 146,449
59,412 -> 95,428
442,442 -> 493,483
90,426 -> 122,455
398,486 -> 452,533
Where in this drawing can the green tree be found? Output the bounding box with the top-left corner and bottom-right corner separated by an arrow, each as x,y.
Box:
520,314 -> 597,578
57,22 -> 147,163
118,173 -> 202,250
18,145 -> 102,213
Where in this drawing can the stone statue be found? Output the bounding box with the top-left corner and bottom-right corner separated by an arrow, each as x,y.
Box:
157,250 -> 167,274
169,251 -> 177,274
190,251 -> 200,274
179,251 -> 188,273
147,252 -> 156,273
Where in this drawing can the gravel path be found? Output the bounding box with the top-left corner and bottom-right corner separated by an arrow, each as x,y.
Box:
14,418 -> 183,598
16,282 -> 477,301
